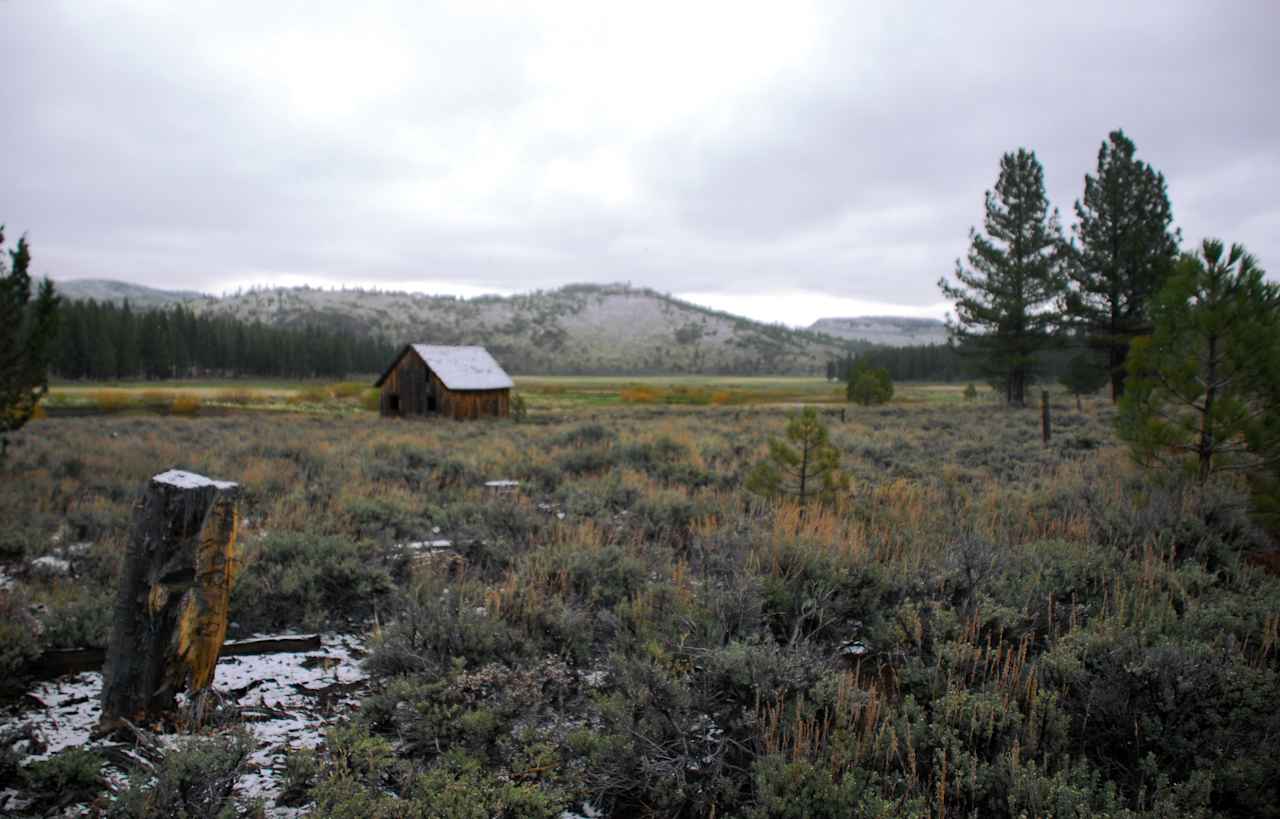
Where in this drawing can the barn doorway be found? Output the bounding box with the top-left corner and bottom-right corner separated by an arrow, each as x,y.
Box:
388,394 -> 400,414
427,393 -> 437,412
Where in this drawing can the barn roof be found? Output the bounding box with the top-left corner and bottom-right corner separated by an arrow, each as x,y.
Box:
375,344 -> 514,390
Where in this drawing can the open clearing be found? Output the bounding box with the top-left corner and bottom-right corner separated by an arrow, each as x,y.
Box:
44,376 -> 976,416
2,392 -> 1276,817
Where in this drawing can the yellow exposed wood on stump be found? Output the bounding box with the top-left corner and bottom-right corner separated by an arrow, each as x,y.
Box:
173,492 -> 240,692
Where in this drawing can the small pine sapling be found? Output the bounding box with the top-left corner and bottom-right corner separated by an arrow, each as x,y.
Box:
1059,351 -> 1109,410
1120,240 -> 1280,495
746,407 -> 849,506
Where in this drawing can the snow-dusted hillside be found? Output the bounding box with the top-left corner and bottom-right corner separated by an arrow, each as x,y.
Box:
808,316 -> 948,347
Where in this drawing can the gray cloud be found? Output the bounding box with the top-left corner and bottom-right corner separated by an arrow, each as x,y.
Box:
2,1 -> 1276,323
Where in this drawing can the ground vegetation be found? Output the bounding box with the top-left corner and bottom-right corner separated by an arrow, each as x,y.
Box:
1,390 -> 1277,816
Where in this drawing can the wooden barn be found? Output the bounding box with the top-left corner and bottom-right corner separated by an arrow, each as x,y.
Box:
374,344 -> 514,420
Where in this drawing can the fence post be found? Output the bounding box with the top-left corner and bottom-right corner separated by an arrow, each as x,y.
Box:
1041,390 -> 1051,447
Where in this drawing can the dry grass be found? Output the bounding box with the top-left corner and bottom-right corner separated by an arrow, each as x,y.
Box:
2,396 -> 1277,816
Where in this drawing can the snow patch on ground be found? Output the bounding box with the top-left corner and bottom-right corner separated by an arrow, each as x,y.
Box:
397,540 -> 453,550
151,469 -> 238,491
30,555 -> 71,575
3,632 -> 368,816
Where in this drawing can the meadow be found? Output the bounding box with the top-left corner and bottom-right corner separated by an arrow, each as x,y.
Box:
1,387 -> 1278,817
42,375 -> 972,417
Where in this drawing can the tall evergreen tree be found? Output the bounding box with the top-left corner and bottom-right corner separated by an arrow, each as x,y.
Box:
115,300 -> 141,378
1063,130 -> 1180,401
939,149 -> 1066,406
0,227 -> 60,460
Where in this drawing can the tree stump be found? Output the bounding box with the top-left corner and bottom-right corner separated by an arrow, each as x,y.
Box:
99,469 -> 240,733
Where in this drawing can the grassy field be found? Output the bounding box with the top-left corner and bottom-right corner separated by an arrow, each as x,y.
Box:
2,393 -> 1276,816
43,376 -> 988,416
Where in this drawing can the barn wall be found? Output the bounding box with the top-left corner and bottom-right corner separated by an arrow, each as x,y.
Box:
438,385 -> 510,420
379,349 -> 431,417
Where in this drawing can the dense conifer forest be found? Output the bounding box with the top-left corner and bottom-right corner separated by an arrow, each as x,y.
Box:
51,300 -> 398,380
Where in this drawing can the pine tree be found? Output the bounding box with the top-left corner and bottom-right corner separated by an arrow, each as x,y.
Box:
939,149 -> 1066,406
1119,240 -> 1280,491
0,227 -> 60,460
746,407 -> 848,506
1059,351 -> 1109,410
845,359 -> 893,406
1063,130 -> 1180,401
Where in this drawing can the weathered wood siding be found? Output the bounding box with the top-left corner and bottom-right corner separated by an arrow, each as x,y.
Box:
437,383 -> 510,420
379,349 -> 509,420
379,349 -> 432,416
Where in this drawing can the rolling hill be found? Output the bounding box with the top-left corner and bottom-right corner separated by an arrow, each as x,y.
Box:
188,283 -> 866,375
53,278 -> 205,309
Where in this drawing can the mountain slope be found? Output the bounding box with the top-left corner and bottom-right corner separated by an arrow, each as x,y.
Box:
808,316 -> 948,347
188,283 -> 866,375
53,278 -> 205,308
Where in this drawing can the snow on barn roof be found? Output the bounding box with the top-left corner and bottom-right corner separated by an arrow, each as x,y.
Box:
376,344 -> 514,390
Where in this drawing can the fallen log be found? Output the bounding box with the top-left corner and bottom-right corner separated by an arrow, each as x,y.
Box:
30,635 -> 324,682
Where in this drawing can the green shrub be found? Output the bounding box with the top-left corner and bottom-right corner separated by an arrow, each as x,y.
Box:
23,747 -> 105,809
342,495 -> 430,541
848,367 -> 894,406
308,723 -> 408,818
555,446 -> 617,476
554,422 -> 616,448
365,576 -> 526,677
231,533 -> 393,634
37,582 -> 116,649
278,747 -> 321,807
330,381 -> 366,399
360,388 -> 382,412
0,588 -> 41,682
407,750 -> 564,818
749,756 -> 905,819
110,729 -> 250,818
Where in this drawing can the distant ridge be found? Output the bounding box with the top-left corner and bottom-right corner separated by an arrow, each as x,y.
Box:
808,316 -> 948,347
54,278 -> 205,308
56,279 -> 875,375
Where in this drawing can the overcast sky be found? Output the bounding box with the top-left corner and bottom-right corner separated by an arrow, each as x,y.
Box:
3,1 -> 1277,326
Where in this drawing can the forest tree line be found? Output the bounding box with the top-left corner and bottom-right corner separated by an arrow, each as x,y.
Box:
51,300 -> 399,380
827,343 -> 1081,385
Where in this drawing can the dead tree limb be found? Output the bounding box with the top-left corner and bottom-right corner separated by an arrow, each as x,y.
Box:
32,635 -> 323,682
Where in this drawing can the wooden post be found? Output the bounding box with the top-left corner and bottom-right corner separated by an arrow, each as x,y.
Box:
1041,390 -> 1051,447
99,470 -> 240,733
